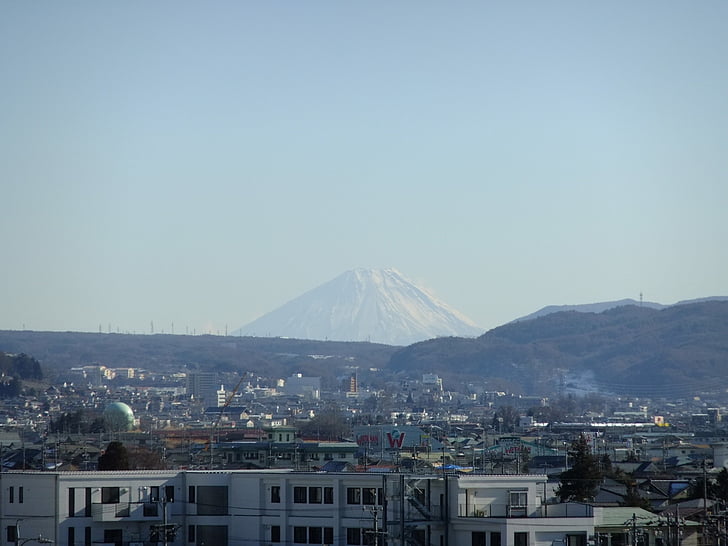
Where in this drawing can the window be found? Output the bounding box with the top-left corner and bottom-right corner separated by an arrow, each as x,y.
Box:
150,486 -> 160,502
347,487 -> 361,504
362,488 -> 377,505
309,486 -> 322,503
7,526 -> 17,543
85,488 -> 92,517
271,525 -> 281,543
509,490 -> 527,507
491,532 -> 502,546
347,528 -> 362,545
472,531 -> 486,546
165,485 -> 175,502
103,529 -> 123,546
101,487 -> 120,504
9,486 -> 13,503
68,527 -> 75,546
294,486 -> 308,503
324,486 -> 334,504
188,525 -> 195,543
324,527 -> 334,544
294,526 -> 308,543
271,485 -> 280,503
85,526 -> 91,546
309,527 -> 323,543
509,490 -> 528,516
515,532 -> 529,546
18,487 -> 23,503
347,487 -> 382,505
68,487 -> 75,516
196,485 -> 228,516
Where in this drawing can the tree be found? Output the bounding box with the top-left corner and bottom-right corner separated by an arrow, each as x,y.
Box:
98,441 -> 130,470
556,434 -> 603,502
298,405 -> 350,441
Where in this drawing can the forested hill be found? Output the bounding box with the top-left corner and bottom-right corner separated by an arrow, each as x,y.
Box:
0,351 -> 43,380
387,301 -> 728,396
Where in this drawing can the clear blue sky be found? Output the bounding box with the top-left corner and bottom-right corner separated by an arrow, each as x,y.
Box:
2,1 -> 726,335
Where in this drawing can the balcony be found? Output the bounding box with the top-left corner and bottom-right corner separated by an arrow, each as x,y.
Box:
92,502 -> 163,522
458,502 -> 593,519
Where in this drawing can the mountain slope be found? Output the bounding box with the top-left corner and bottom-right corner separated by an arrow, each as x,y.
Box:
233,268 -> 483,345
512,296 -> 728,322
388,301 -> 728,395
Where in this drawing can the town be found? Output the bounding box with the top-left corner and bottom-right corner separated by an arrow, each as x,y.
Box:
2,355 -> 728,546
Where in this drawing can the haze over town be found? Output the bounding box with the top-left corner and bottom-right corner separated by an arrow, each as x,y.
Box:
2,2 -> 726,336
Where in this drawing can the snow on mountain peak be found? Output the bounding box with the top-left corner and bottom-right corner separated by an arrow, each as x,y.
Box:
233,268 -> 483,346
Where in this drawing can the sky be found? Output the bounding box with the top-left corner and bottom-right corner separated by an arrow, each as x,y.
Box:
1,1 -> 727,336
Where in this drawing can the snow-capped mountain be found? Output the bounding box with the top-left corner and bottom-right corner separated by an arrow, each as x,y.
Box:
233,268 -> 483,346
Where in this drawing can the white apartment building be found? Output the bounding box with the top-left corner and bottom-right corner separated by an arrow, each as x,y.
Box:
0,470 -> 598,546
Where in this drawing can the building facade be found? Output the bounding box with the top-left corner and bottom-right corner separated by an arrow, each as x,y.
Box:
0,469 -> 600,546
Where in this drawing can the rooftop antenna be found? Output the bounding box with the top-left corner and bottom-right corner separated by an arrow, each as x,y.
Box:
639,292 -> 643,307
151,320 -> 154,334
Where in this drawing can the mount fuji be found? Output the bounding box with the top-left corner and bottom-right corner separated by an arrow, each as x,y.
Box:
232,268 -> 484,346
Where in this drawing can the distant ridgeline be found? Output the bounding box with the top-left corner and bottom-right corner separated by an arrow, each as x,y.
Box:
0,351 -> 43,397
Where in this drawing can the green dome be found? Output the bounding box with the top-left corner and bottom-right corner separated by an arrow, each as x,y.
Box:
103,402 -> 135,432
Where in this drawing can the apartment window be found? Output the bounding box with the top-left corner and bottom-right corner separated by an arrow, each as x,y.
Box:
188,486 -> 196,503
472,531 -> 486,546
68,526 -> 75,546
509,490 -> 527,507
347,487 -> 382,505
101,487 -> 120,504
103,529 -> 122,546
271,485 -> 280,503
165,485 -> 175,502
509,490 -> 528,517
18,486 -> 23,503
312,527 -> 326,543
347,527 -> 375,545
150,486 -> 160,502
309,486 -> 322,503
324,527 -> 334,544
346,528 -> 361,545
294,526 -> 308,543
271,525 -> 281,543
347,487 -> 361,504
188,525 -> 195,543
85,526 -> 91,546
68,487 -> 75,516
85,488 -> 92,517
362,487 -> 377,505
324,486 -> 334,504
196,485 -> 228,515
515,532 -> 529,546
9,486 -> 14,503
491,532 -> 502,546
7,526 -> 17,543
294,486 -> 308,503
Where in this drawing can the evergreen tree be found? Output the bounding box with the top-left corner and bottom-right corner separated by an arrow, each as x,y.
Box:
556,434 -> 603,502
98,441 -> 130,470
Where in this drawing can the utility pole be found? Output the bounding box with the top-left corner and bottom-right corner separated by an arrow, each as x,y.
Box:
364,505 -> 384,546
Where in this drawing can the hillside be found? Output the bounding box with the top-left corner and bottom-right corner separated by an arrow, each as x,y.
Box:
0,331 -> 397,388
387,301 -> 728,396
